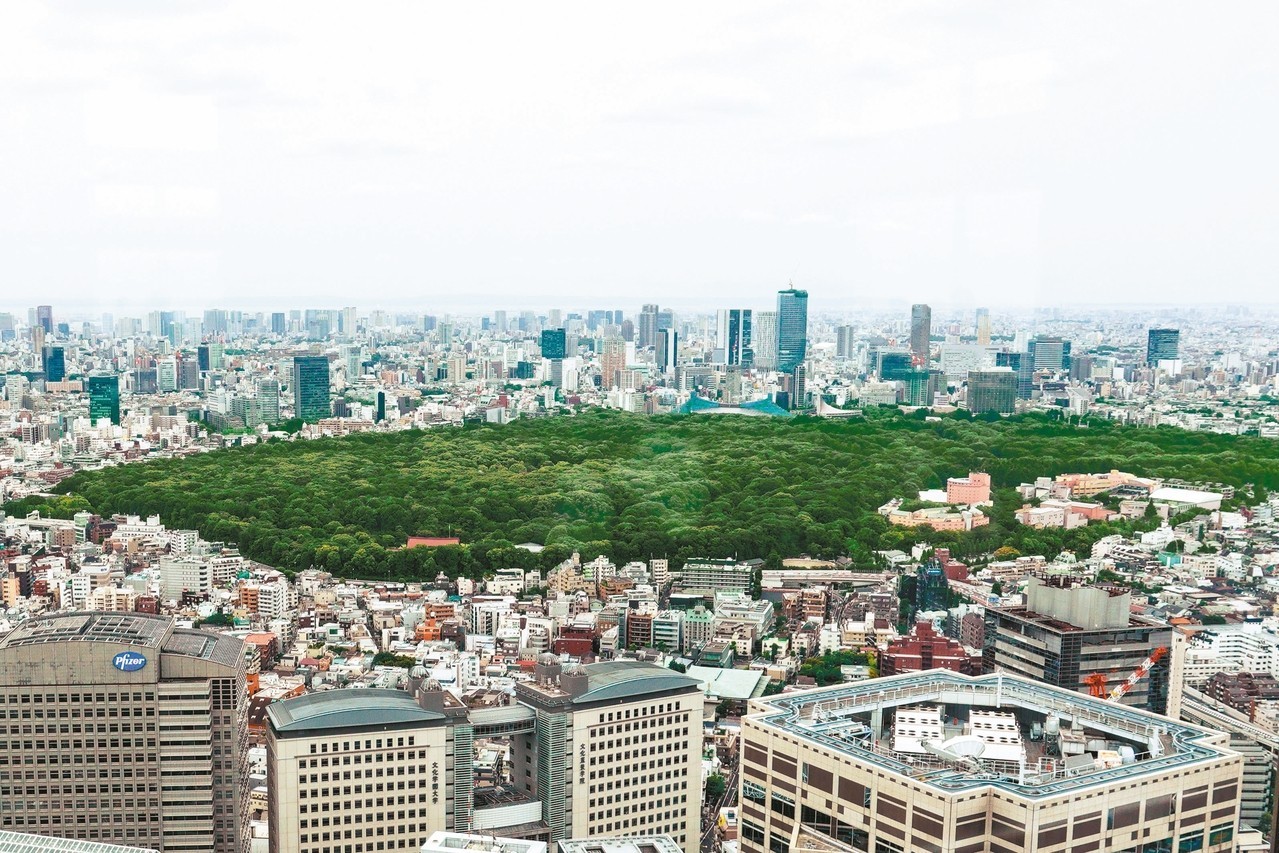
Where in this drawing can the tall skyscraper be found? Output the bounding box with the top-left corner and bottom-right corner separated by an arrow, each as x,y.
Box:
599,338 -> 626,389
35,305 -> 53,334
88,374 -> 120,424
541,328 -> 567,360
41,345 -> 65,382
776,288 -> 808,373
966,367 -> 1017,414
340,306 -> 357,336
975,307 -> 991,346
717,308 -> 752,366
656,328 -> 679,375
291,356 -> 331,423
1028,335 -> 1070,370
1147,328 -> 1181,367
638,304 -> 659,349
0,612 -> 250,853
270,312 -> 286,335
835,325 -> 856,360
909,303 -> 931,366
752,311 -> 779,370
257,378 -> 281,424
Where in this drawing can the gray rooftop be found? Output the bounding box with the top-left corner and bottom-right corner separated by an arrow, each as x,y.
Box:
574,660 -> 701,704
0,612 -> 171,650
748,671 -> 1235,800
268,688 -> 445,735
0,831 -> 158,853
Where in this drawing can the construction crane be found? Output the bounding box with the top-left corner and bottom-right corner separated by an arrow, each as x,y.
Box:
1084,647 -> 1169,702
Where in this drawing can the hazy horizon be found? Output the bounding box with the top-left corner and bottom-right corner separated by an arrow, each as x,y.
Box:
4,1 -> 1277,310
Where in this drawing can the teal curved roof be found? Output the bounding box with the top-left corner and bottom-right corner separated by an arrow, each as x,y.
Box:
678,395 -> 792,417
575,660 -> 700,704
268,688 -> 444,734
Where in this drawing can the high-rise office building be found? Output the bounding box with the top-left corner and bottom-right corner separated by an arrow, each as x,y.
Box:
270,313 -> 286,335
716,308 -> 752,367
35,305 -> 53,334
513,659 -> 702,853
258,379 -> 281,424
1147,328 -> 1181,367
874,349 -> 912,381
909,303 -> 931,366
975,307 -> 991,346
41,346 -> 65,383
599,338 -> 626,390
984,577 -> 1173,713
339,306 -> 357,336
776,288 -> 808,373
88,375 -> 120,424
637,305 -> 660,349
737,671 -> 1241,853
291,356 -> 331,423
1028,335 -> 1071,370
541,328 -> 567,360
995,351 -> 1034,399
656,328 -> 679,375
197,345 -> 211,372
966,367 -> 1017,415
751,311 -> 778,370
835,325 -> 856,361
0,613 -> 250,853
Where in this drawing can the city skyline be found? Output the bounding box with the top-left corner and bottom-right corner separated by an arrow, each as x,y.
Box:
4,3 -> 1278,310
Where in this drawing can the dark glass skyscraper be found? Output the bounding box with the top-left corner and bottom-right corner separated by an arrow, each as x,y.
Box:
967,368 -> 1018,415
540,328 -> 567,360
291,356 -> 331,423
87,374 -> 120,424
722,308 -> 752,366
36,305 -> 53,334
1147,328 -> 1180,366
910,303 -> 931,366
42,345 -> 65,382
271,312 -> 286,335
776,288 -> 808,373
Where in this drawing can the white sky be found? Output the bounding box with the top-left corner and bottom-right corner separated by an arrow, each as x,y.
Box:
2,1 -> 1277,314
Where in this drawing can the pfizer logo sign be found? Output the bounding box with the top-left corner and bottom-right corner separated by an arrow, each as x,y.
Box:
112,651 -> 147,672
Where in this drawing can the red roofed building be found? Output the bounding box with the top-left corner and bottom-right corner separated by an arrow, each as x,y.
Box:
879,621 -> 983,676
406,536 -> 462,548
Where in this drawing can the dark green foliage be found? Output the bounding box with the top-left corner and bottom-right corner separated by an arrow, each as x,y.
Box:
800,650 -> 871,685
28,409 -> 1279,582
371,652 -> 416,668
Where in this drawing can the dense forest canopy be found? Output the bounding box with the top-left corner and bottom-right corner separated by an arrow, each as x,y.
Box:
12,410 -> 1277,581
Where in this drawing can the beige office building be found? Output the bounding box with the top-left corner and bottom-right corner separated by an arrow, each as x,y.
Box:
0,612 -> 249,853
738,671 -> 1243,853
266,688 -> 468,853
513,659 -> 702,853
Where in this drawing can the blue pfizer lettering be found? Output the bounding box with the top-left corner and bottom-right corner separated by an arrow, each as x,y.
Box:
112,651 -> 147,672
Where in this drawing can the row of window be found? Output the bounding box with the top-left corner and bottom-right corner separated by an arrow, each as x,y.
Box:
301,751 -> 418,768
310,737 -> 414,753
0,692 -> 155,704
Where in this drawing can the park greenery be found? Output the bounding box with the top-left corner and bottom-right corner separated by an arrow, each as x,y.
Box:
11,409 -> 1279,582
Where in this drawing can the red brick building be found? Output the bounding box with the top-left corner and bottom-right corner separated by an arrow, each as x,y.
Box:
879,621 -> 983,676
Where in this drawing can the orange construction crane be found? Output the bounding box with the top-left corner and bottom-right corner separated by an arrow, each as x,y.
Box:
1084,646 -> 1169,702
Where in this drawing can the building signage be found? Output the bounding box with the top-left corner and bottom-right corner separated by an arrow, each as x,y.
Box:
112,651 -> 147,672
